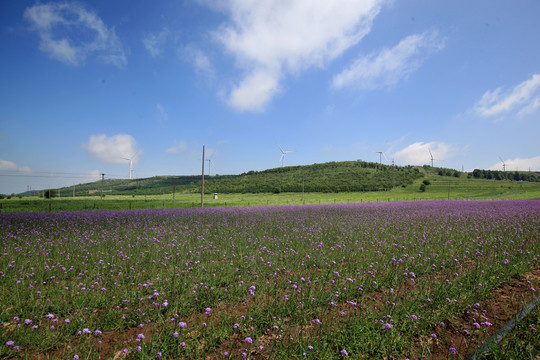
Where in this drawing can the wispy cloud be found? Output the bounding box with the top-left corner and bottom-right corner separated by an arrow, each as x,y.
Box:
0,159 -> 32,173
332,30 -> 444,90
143,28 -> 169,57
207,0 -> 384,111
473,73 -> 540,118
82,134 -> 141,163
88,169 -> 102,180
165,140 -> 188,154
489,155 -> 540,171
392,141 -> 451,166
156,103 -> 168,124
24,2 -> 126,66
181,44 -> 215,78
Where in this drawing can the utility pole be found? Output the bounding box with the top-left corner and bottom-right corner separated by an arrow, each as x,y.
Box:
101,173 -> 105,200
73,184 -> 75,199
201,146 -> 205,208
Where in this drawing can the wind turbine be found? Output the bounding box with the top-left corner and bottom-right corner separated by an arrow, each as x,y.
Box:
277,145 -> 295,168
206,159 -> 212,176
499,156 -> 506,172
373,151 -> 385,164
428,148 -> 444,167
121,151 -> 140,180
206,157 -> 217,176
373,141 -> 388,164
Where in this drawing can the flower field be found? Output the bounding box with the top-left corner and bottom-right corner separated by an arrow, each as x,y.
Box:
1,200 -> 539,359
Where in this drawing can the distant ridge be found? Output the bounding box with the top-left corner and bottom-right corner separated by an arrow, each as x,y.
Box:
17,160 -> 539,197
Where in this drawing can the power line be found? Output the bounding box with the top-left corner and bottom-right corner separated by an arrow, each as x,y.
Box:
0,172 -> 127,179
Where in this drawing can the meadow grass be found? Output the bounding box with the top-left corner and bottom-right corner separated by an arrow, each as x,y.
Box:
2,176 -> 540,212
1,200 -> 539,359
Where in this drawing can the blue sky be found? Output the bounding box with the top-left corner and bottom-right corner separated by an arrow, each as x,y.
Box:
1,0 -> 540,194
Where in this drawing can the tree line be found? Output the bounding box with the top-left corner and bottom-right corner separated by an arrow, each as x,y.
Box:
471,169 -> 539,182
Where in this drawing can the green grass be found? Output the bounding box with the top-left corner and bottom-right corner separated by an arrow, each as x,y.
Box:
2,176 -> 540,212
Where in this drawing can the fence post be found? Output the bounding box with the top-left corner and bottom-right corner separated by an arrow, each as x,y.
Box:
49,203 -> 51,212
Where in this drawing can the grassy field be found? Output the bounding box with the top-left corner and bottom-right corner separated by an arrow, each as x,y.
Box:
1,200 -> 539,359
2,176 -> 540,212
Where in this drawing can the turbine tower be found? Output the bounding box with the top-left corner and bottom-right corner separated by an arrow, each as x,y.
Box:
499,156 -> 506,172
277,145 -> 295,168
374,151 -> 384,164
373,141 -> 388,164
428,148 -> 444,167
121,151 -> 140,180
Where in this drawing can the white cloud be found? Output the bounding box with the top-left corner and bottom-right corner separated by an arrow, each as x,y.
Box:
392,141 -> 451,166
165,141 -> 188,154
517,96 -> 540,117
332,30 -> 444,90
82,134 -> 141,164
473,73 -> 540,118
209,0 -> 384,111
182,44 -> 215,78
0,160 -> 18,171
156,103 -> 168,123
0,159 -> 32,173
489,156 -> 540,172
88,169 -> 102,180
143,28 -> 169,57
24,2 -> 126,66
227,70 -> 280,111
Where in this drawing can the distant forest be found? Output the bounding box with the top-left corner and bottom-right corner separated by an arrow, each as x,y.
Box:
470,169 -> 539,182
204,161 -> 423,193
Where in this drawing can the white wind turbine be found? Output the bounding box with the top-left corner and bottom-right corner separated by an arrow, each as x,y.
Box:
373,141 -> 388,164
428,148 -> 444,167
277,145 -> 295,168
499,156 -> 506,172
373,151 -> 386,164
121,151 -> 140,180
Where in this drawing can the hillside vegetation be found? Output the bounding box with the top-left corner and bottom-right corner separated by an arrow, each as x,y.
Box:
7,160 -> 539,201
19,160 -> 425,197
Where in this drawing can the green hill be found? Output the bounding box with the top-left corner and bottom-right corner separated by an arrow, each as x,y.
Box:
18,160 -> 424,197
11,160 -> 540,199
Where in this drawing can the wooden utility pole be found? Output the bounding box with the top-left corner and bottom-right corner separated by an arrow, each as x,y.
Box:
73,184 -> 75,199
201,146 -> 205,208
101,173 -> 105,200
